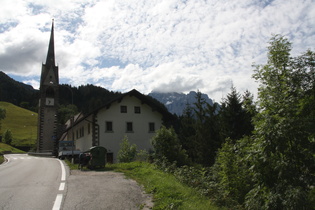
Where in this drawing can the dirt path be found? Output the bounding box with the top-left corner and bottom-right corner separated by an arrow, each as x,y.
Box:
62,170 -> 153,210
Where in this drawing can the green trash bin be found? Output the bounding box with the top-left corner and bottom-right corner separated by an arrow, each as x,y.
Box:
89,146 -> 107,169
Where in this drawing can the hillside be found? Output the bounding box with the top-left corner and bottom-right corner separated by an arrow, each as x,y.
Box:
0,143 -> 25,154
0,102 -> 37,147
0,71 -> 38,110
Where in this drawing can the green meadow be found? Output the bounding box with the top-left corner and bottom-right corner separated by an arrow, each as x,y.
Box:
0,102 -> 37,147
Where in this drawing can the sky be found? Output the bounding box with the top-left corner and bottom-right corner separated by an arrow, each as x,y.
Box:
0,0 -> 314,102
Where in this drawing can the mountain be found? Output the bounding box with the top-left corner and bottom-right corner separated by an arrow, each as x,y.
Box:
149,91 -> 214,116
0,72 -> 165,116
1,71 -> 213,116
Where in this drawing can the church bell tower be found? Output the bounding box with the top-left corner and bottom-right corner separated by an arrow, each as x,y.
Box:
37,20 -> 59,154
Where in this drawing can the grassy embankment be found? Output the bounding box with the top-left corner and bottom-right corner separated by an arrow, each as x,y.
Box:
0,142 -> 25,164
0,102 -> 37,147
66,160 -> 219,210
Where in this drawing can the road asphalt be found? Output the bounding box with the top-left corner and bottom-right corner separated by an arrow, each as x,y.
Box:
62,169 -> 154,210
1,154 -> 153,210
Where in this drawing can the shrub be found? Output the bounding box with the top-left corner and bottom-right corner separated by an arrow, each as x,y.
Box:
212,136 -> 254,207
151,126 -> 191,166
4,130 -> 13,145
135,149 -> 149,162
117,136 -> 137,163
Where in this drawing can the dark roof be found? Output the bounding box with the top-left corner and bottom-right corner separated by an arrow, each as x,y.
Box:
68,89 -> 174,128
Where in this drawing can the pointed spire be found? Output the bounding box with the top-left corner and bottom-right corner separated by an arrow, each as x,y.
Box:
45,19 -> 55,67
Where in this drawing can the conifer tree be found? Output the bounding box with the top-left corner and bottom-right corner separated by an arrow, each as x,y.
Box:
219,86 -> 253,142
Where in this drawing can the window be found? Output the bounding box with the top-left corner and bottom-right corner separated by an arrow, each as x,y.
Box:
120,105 -> 127,113
106,121 -> 113,132
79,126 -> 84,137
149,122 -> 155,132
134,106 -> 141,114
126,122 -> 133,132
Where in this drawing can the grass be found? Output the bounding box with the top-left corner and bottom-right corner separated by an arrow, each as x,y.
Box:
0,143 -> 25,154
0,102 -> 37,147
65,160 -> 219,210
0,155 -> 4,164
0,142 -> 25,164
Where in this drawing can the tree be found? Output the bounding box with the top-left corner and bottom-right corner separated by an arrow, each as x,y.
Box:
214,136 -> 254,206
219,86 -> 254,142
242,90 -> 257,136
0,107 -> 6,133
117,135 -> 137,163
178,91 -> 222,166
246,35 -> 315,209
152,126 -> 190,166
191,91 -> 221,166
4,129 -> 12,145
178,104 -> 196,161
57,104 -> 78,125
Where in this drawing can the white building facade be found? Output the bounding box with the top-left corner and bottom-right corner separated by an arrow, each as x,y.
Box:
64,89 -> 173,163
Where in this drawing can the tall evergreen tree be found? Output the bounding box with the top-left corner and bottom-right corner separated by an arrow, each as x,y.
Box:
219,86 -> 253,142
178,104 -> 197,161
180,91 -> 222,166
242,90 -> 257,136
193,91 -> 211,165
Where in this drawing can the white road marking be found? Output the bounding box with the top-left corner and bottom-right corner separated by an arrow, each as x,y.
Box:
57,159 -> 66,181
53,159 -> 67,209
59,182 -> 65,191
52,194 -> 63,210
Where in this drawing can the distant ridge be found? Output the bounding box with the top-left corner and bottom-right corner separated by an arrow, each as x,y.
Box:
0,71 -> 38,108
149,91 -> 214,116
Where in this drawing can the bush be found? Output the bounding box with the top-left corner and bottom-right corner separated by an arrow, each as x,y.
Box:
135,149 -> 150,162
151,126 -> 191,166
4,130 -> 13,145
117,136 -> 137,163
211,136 -> 254,207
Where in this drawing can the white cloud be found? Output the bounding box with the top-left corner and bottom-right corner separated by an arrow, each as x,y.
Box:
0,0 -> 314,102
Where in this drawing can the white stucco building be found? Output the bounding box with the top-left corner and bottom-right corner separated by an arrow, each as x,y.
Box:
62,89 -> 173,163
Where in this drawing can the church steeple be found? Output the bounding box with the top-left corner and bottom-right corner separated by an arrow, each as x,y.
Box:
37,19 -> 59,154
45,19 -> 55,68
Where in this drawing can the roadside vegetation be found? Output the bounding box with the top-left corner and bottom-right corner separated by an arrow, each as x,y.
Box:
65,159 -> 219,209
150,35 -> 315,209
0,155 -> 4,164
0,143 -> 25,154
0,142 -> 25,164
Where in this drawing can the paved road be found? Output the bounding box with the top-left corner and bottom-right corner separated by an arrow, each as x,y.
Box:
0,154 -> 152,210
0,154 -> 65,210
